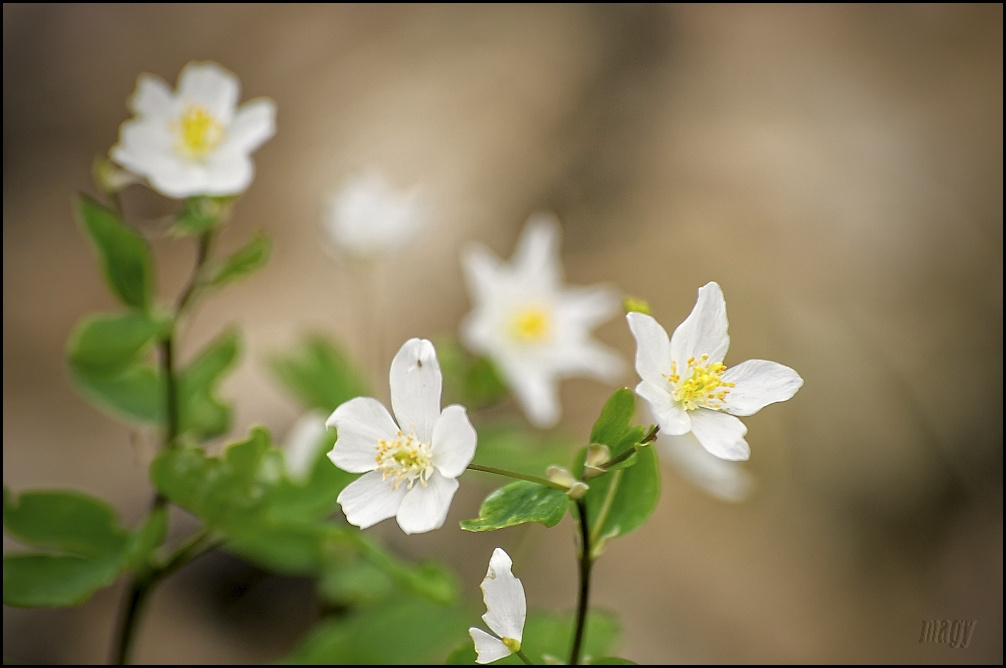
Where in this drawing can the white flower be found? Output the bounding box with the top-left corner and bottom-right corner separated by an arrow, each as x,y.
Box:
111,61 -> 276,198
324,171 -> 429,259
283,410 -> 329,483
460,213 -> 624,428
627,282 -> 803,461
656,432 -> 754,501
326,338 -> 476,534
469,548 -> 527,664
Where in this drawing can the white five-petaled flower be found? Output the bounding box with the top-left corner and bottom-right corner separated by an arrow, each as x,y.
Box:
111,61 -> 276,199
469,548 -> 527,664
326,338 -> 476,534
460,213 -> 624,428
324,171 -> 429,260
627,282 -> 803,461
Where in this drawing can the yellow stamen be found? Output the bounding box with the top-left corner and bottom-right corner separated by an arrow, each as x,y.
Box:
174,104 -> 224,159
374,430 -> 434,490
664,354 -> 734,411
508,306 -> 551,343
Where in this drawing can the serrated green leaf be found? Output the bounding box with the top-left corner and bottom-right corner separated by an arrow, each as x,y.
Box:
282,596 -> 470,664
575,390 -> 659,557
204,233 -> 270,288
3,489 -> 130,557
75,194 -> 154,310
178,329 -> 240,439
66,311 -> 168,374
269,335 -> 368,412
69,361 -> 163,425
2,553 -> 123,607
460,480 -> 569,532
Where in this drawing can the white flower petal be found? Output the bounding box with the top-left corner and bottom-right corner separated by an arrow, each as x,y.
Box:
389,338 -> 442,442
431,404 -> 477,478
396,472 -> 459,534
670,282 -> 730,367
511,212 -> 561,290
548,340 -> 625,382
469,628 -> 512,664
201,153 -> 254,196
326,397 -> 399,473
481,548 -> 526,642
336,471 -> 407,529
722,359 -> 803,417
325,171 -> 428,258
657,431 -> 754,501
689,409 -> 750,461
223,98 -> 276,153
129,74 -> 174,119
461,244 -> 507,310
283,410 -> 328,481
635,380 -> 690,435
502,360 -> 560,428
627,312 -> 672,387
177,61 -> 239,122
556,284 -> 621,331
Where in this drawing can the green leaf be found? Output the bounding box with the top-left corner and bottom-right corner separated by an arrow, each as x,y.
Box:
347,531 -> 459,606
575,390 -> 660,557
269,335 -> 368,412
460,480 -> 569,532
204,233 -> 271,288
282,596 -> 470,664
75,194 -> 154,310
317,556 -> 394,606
470,422 -> 578,479
69,361 -> 163,425
126,506 -> 168,570
178,329 -> 240,439
2,488 -> 133,607
436,337 -> 508,409
66,311 -> 167,375
3,553 -> 122,607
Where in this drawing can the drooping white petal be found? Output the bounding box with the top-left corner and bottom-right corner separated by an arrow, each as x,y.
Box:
223,98 -> 276,153
469,628 -> 512,664
510,213 -> 561,290
389,338 -> 443,443
396,472 -> 459,534
627,312 -> 672,387
177,61 -> 239,123
670,282 -> 730,367
326,397 -> 399,473
722,359 -> 804,417
129,74 -> 174,119
689,409 -> 750,461
657,431 -> 754,501
635,380 -> 690,435
502,359 -> 561,428
430,404 -> 477,478
336,471 -> 407,529
480,548 -> 526,642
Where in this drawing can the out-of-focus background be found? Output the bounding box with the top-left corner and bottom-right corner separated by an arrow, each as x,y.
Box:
3,4 -> 1002,664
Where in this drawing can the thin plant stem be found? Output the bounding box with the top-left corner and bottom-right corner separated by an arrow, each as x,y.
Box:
515,648 -> 534,665
466,464 -> 569,492
569,499 -> 593,666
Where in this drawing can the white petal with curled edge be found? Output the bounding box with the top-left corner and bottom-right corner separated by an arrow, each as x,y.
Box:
469,627 -> 512,664
722,359 -> 803,417
627,311 -> 672,387
670,282 -> 730,367
336,471 -> 407,529
389,338 -> 442,443
430,404 -> 477,478
326,396 -> 399,473
690,409 -> 750,461
396,473 -> 458,534
481,548 -> 526,642
635,380 -> 690,435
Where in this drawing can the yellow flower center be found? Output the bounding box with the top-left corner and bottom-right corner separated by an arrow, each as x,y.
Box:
174,104 -> 225,159
374,431 -> 434,490
665,354 -> 734,411
502,637 -> 521,653
508,306 -> 551,344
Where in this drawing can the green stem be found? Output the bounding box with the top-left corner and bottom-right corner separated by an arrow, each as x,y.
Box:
465,464 -> 569,492
594,424 -> 660,474
569,499 -> 593,666
515,648 -> 534,665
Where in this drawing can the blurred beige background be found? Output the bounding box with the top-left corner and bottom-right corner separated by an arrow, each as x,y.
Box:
3,4 -> 1002,664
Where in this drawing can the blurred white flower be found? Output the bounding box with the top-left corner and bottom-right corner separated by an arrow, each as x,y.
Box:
627,282 -> 803,461
657,431 -> 754,501
111,61 -> 276,198
326,338 -> 476,534
460,213 -> 624,428
469,548 -> 527,664
324,171 -> 429,259
282,410 -> 329,483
